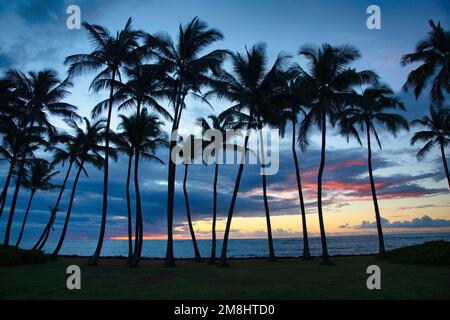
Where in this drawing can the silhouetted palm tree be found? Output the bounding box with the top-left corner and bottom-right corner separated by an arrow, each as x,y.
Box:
65,18 -> 143,265
411,105 -> 450,188
34,131 -> 81,250
52,118 -> 106,257
3,69 -> 77,246
197,112 -> 241,264
208,43 -> 288,266
118,109 -> 167,267
146,17 -> 229,266
15,159 -> 59,247
345,85 -> 409,258
297,44 -> 378,264
401,20 -> 450,106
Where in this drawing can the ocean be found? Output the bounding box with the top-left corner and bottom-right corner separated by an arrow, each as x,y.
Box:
18,232 -> 450,258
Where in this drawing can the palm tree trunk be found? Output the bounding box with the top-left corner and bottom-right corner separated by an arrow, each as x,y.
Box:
317,112 -> 330,264
125,155 -> 133,264
52,159 -> 85,257
219,107 -> 254,267
440,143 -> 450,189
366,122 -> 386,258
259,129 -> 276,261
209,163 -> 219,265
130,143 -> 143,267
292,120 -> 311,259
34,161 -> 74,250
3,120 -> 35,246
183,164 -> 202,261
0,159 -> 15,219
89,69 -> 117,266
15,190 -> 36,247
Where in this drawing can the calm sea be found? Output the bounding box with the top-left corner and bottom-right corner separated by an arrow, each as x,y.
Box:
18,232 -> 450,258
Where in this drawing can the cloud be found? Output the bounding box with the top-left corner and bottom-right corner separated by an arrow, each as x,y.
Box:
342,215 -> 450,229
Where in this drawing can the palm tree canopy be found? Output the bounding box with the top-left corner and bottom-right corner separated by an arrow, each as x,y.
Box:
296,43 -> 378,150
22,158 -> 59,192
345,84 -> 409,149
401,20 -> 450,105
5,69 -> 79,134
411,104 -> 450,160
117,108 -> 168,163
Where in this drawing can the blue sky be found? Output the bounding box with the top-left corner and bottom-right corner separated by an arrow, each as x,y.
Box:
0,0 -> 449,245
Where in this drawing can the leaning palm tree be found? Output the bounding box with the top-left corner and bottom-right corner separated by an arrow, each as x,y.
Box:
146,17 -> 229,266
65,18 -> 143,265
52,118 -> 106,257
197,112 -> 242,264
3,69 -> 77,246
118,109 -> 167,267
345,85 -> 409,258
15,159 -> 59,247
207,43 -> 288,266
411,105 -> 450,188
401,20 -> 450,106
297,44 -> 378,264
33,131 -> 80,250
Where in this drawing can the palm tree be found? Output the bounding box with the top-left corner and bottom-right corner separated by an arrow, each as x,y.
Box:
65,18 -> 143,265
207,43 -> 288,266
345,85 -> 409,258
52,118 -> 106,257
33,131 -> 80,250
297,44 -> 378,264
118,109 -> 167,267
15,159 -> 59,247
401,20 -> 450,106
3,69 -> 77,246
197,112 -> 241,264
271,74 -> 312,259
411,105 -> 450,188
146,17 -> 229,266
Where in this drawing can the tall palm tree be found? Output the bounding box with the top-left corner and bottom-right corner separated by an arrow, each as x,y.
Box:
3,69 -> 77,246
297,44 -> 377,264
33,131 -> 80,250
118,109 -> 167,267
197,112 -> 241,264
15,159 -> 59,247
52,118 -> 106,257
345,85 -> 409,258
411,105 -> 450,188
207,43 -> 288,266
146,17 -> 229,266
270,74 -> 312,259
401,20 -> 450,106
65,18 -> 143,265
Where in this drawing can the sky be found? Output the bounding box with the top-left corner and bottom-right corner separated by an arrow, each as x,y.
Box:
0,0 -> 449,245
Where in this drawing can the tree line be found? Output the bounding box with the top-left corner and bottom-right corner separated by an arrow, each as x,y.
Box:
0,18 -> 448,267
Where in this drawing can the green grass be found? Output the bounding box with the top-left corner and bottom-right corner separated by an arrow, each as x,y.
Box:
0,255 -> 449,300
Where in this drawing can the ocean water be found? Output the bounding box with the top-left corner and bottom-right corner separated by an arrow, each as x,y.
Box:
18,232 -> 450,258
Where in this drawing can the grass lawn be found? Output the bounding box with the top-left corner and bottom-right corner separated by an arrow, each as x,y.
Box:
0,255 -> 448,299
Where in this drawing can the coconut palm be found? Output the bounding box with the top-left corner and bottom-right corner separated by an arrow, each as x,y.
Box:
118,109 -> 167,266
197,112 -> 242,264
411,105 -> 450,188
146,17 -> 229,266
15,159 -> 59,247
33,132 -> 80,250
52,118 -> 107,257
297,44 -> 378,264
345,85 -> 409,258
401,20 -> 450,106
65,18 -> 143,265
206,43 -> 288,266
2,69 -> 77,246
